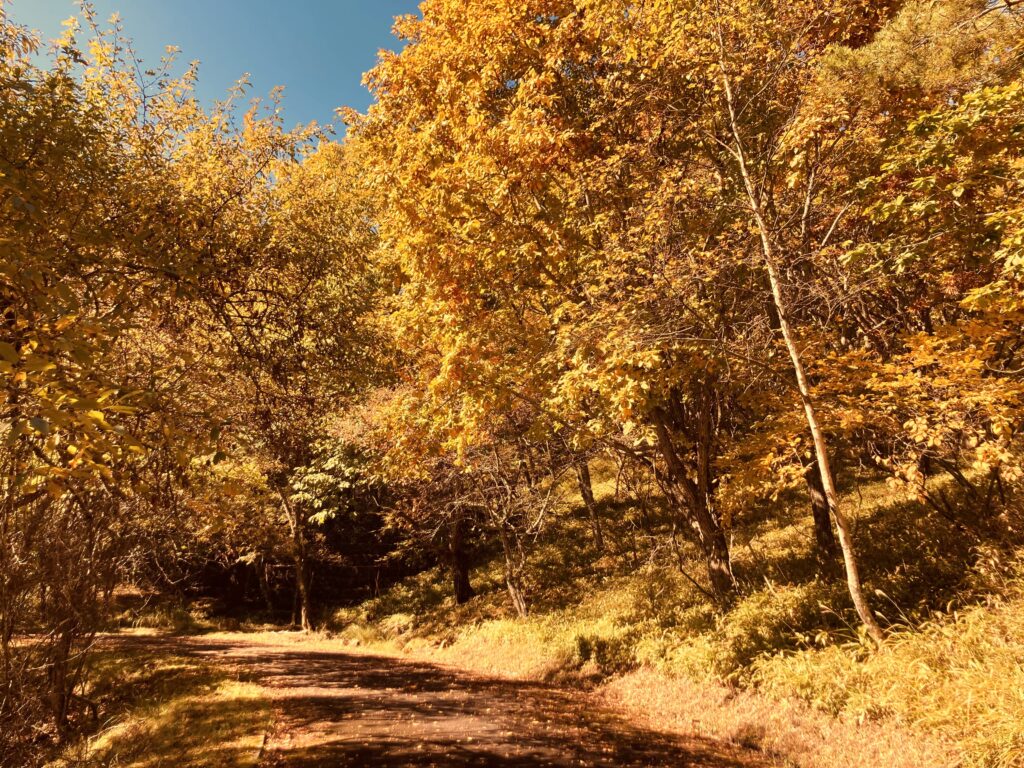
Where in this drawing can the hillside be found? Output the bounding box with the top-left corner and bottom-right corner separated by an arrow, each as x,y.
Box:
318,467 -> 1024,767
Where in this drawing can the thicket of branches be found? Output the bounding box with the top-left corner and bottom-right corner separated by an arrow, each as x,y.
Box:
2,0 -> 1023,763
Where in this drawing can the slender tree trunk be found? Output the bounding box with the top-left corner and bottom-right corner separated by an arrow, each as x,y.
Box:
0,573 -> 10,680
279,491 -> 312,632
293,556 -> 311,632
805,461 -> 840,568
681,488 -> 735,601
497,527 -> 528,618
768,273 -> 883,644
505,574 -> 528,618
449,516 -> 476,604
258,556 -> 275,614
719,58 -> 884,644
575,461 -> 605,552
47,625 -> 74,738
293,551 -> 311,632
0,617 -> 10,680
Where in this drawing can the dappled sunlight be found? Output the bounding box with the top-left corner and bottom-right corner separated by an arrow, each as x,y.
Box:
66,634 -> 765,768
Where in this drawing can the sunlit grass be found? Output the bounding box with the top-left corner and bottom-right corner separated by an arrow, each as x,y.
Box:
49,643 -> 273,768
754,574 -> 1024,768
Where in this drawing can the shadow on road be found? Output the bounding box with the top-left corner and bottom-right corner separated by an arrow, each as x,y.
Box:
105,633 -> 765,768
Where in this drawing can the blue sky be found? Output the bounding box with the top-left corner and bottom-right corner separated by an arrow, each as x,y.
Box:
7,0 -> 421,129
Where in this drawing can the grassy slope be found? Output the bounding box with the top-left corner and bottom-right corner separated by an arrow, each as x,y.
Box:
324,463 -> 1024,768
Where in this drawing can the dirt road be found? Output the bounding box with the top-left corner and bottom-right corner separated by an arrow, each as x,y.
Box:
113,633 -> 769,768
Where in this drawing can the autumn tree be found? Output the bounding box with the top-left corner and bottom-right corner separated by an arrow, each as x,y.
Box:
811,2 -> 1024,516
1,6 -> 384,749
355,0 -> 752,602
0,11 -> 223,740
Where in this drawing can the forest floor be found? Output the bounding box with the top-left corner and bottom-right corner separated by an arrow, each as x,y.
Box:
73,630 -> 769,768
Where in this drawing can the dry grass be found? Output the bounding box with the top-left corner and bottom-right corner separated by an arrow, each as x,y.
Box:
48,638 -> 274,768
112,598 -> 280,635
755,587 -> 1024,767
600,669 -> 956,768
77,680 -> 269,768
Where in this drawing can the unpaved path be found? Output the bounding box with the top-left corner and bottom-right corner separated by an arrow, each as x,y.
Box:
113,633 -> 769,767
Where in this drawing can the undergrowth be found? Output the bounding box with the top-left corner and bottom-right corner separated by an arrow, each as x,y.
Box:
110,596 -> 280,636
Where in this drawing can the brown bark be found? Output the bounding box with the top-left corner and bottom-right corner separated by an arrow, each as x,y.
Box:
505,576 -> 528,618
449,515 -> 476,605
258,556 -> 276,613
279,490 -> 312,632
498,527 -> 528,618
46,626 -> 74,737
653,413 -> 736,602
805,461 -> 841,571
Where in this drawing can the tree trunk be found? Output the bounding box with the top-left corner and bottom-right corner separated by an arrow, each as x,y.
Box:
681,488 -> 735,601
279,490 -> 312,632
449,516 -> 476,604
771,286 -> 883,644
258,556 -> 275,614
505,574 -> 528,618
497,527 -> 528,618
653,417 -> 736,602
805,461 -> 840,568
46,625 -> 74,738
293,551 -> 311,632
719,58 -> 884,644
575,461 -> 605,552
751,200 -> 883,643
